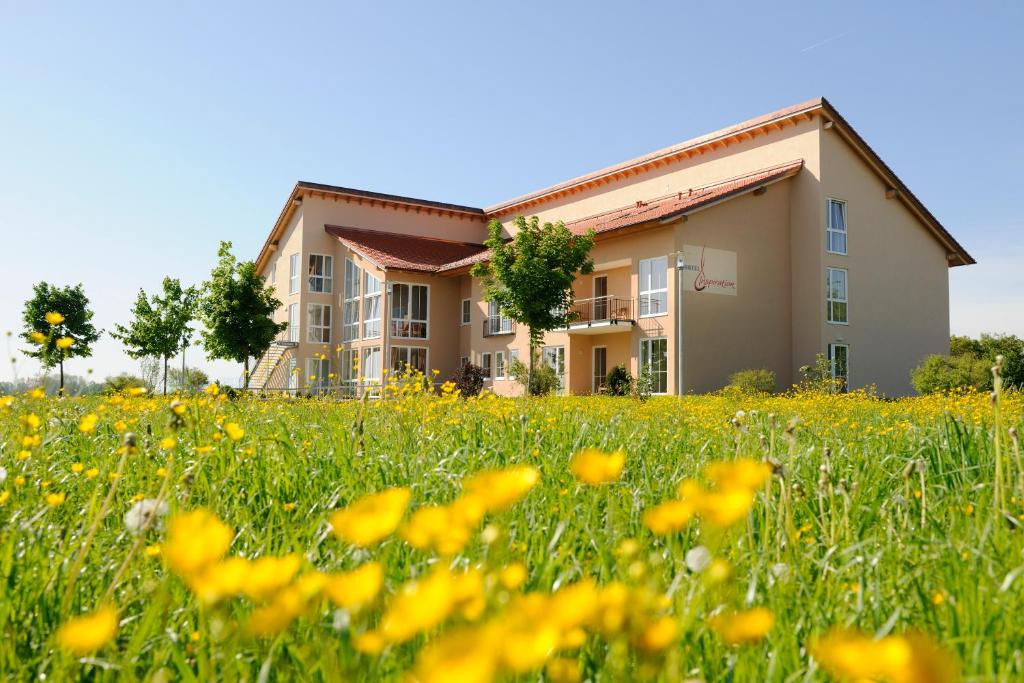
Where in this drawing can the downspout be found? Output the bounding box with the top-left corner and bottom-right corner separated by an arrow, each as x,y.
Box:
383,276 -> 391,399
675,251 -> 686,396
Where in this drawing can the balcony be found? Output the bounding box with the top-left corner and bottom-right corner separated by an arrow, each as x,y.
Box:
483,315 -> 516,337
563,295 -> 635,335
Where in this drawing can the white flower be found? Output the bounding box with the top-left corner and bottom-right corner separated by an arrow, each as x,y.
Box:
124,499 -> 169,535
685,545 -> 712,573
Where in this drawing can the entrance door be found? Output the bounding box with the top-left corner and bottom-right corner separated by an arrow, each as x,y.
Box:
542,346 -> 566,393
593,275 -> 608,321
593,346 -> 607,393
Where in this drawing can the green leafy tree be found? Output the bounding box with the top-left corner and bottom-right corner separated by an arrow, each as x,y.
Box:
21,282 -> 101,394
471,216 -> 595,393
111,277 -> 198,395
911,354 -> 991,394
199,241 -> 286,389
945,333 -> 1024,389
168,367 -> 210,393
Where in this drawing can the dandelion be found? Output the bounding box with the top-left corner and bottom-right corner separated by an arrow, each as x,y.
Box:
46,492 -> 66,507
643,499 -> 695,534
124,498 -> 169,535
163,509 -> 234,576
569,448 -> 626,484
323,561 -> 384,610
56,337 -> 74,350
224,422 -> 244,441
634,616 -> 678,652
71,463 -> 84,474
330,487 -> 411,547
78,413 -> 99,434
56,605 -> 118,655
462,465 -> 540,512
45,312 -> 65,325
159,436 -> 176,449
811,628 -> 958,683
499,562 -> 528,590
85,467 -> 99,478
30,331 -> 47,344
709,607 -> 774,644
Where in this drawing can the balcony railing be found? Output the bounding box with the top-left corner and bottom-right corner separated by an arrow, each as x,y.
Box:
483,315 -> 515,337
567,295 -> 635,325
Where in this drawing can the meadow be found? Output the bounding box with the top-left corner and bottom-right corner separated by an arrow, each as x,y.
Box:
1,379 -> 1023,682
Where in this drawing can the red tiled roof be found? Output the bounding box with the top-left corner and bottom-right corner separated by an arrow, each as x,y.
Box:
565,160 -> 804,237
325,225 -> 487,272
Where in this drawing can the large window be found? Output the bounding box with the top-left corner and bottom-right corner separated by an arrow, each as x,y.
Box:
826,267 -> 848,324
340,349 -> 358,390
828,343 -> 849,392
486,301 -> 513,335
287,303 -> 299,343
495,351 -> 506,380
391,283 -> 429,339
827,199 -> 848,255
640,337 -> 668,394
392,346 -> 428,375
363,271 -> 382,339
307,304 -> 331,343
593,346 -> 607,393
287,358 -> 298,395
308,254 -> 333,293
461,299 -> 471,325
289,253 -> 300,295
361,346 -> 382,385
343,258 -> 361,342
542,346 -> 566,393
304,357 -> 330,393
481,352 -> 492,379
639,256 -> 668,317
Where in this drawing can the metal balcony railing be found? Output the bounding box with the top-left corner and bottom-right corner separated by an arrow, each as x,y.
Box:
566,296 -> 635,325
483,315 -> 515,337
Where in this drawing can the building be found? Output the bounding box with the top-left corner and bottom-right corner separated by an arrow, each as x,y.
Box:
250,97 -> 973,397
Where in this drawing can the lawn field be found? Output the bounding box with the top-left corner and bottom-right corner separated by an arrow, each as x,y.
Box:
2,383 -> 1023,681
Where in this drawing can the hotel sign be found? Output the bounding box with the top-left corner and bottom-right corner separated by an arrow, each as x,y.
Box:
681,244 -> 737,296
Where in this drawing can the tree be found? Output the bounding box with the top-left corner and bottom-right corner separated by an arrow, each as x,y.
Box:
944,333 -> 1024,390
199,241 -> 286,389
21,282 -> 101,394
111,277 -> 198,395
471,216 -> 595,393
168,367 -> 209,393
911,354 -> 991,394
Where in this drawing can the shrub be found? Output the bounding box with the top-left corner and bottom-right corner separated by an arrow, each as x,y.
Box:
949,334 -> 1024,389
509,358 -> 561,396
605,365 -> 632,396
452,363 -> 485,398
797,353 -> 843,394
911,354 -> 991,394
632,365 -> 654,402
727,368 -> 776,394
102,373 -> 152,395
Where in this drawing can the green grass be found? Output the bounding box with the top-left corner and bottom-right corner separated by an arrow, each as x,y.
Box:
0,387 -> 1022,681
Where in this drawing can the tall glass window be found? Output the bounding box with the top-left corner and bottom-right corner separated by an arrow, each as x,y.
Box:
307,254 -> 333,293
391,283 -> 429,338
827,199 -> 848,255
639,256 -> 668,317
363,271 -> 381,339
640,337 -> 668,394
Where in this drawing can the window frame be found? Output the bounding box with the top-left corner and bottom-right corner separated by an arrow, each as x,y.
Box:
487,300 -> 513,335
304,357 -> 330,393
460,355 -> 470,368
461,299 -> 472,325
828,342 -> 850,393
826,267 -> 849,325
391,345 -> 428,375
495,351 -> 506,379
287,303 -> 299,343
480,352 -> 492,379
289,253 -> 300,295
390,282 -> 430,340
638,256 -> 668,318
592,345 -> 607,393
306,303 -> 332,344
362,270 -> 382,339
826,198 -> 848,256
639,337 -> 669,395
343,258 -> 361,342
361,346 -> 382,385
307,254 -> 334,293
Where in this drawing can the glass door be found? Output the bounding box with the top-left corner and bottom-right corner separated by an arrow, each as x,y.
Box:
542,346 -> 566,393
593,346 -> 607,393
593,275 -> 608,321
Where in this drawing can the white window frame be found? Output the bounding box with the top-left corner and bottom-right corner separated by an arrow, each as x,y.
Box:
639,256 -> 668,318
363,271 -> 382,339
542,346 -> 566,393
826,198 -> 848,256
826,267 -> 849,325
495,351 -> 506,379
391,282 -> 430,340
307,304 -> 332,344
361,346 -> 382,385
287,303 -> 299,343
461,299 -> 472,325
828,343 -> 850,392
592,345 -> 607,393
340,349 -> 358,384
509,349 -> 520,368
304,357 -> 330,393
486,301 -> 513,335
343,258 -> 361,342
307,254 -> 334,293
481,352 -> 492,379
640,337 -> 668,395
391,346 -> 428,375
289,253 -> 300,295
287,357 -> 298,395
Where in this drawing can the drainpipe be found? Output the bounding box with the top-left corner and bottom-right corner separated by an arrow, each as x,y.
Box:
674,251 -> 686,396
384,279 -> 392,399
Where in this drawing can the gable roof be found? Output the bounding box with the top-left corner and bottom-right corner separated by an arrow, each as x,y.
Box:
325,225 -> 487,273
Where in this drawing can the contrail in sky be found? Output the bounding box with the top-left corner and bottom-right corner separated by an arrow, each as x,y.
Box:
800,31 -> 851,53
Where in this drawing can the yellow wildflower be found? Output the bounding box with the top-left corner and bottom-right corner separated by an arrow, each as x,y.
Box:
323,562 -> 384,610
30,331 -> 47,344
56,336 -> 74,350
85,468 -> 99,479
78,413 -> 99,434
499,562 -> 528,590
642,499 -> 695,534
330,487 -> 411,547
56,605 -> 118,655
159,436 -> 176,449
45,311 -> 65,325
462,465 -> 540,512
71,463 -> 84,474
163,509 -> 234,576
569,448 -> 625,485
46,492 -> 66,507
812,628 -> 958,683
709,607 -> 774,645
224,422 -> 244,441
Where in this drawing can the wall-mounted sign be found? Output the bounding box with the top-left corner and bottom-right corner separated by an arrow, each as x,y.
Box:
682,244 -> 737,296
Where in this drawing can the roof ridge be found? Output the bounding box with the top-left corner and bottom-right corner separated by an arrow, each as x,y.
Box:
325,224 -> 486,248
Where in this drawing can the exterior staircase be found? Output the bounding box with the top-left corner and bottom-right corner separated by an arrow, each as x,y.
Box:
246,337 -> 298,390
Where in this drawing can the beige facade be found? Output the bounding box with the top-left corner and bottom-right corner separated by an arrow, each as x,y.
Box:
250,98 -> 972,397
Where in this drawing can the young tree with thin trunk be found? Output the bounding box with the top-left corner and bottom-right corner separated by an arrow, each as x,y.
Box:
199,241 -> 286,389
111,277 -> 198,395
21,282 -> 101,395
472,216 -> 595,394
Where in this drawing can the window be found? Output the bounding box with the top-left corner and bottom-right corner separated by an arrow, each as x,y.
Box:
640,338 -> 668,394
363,271 -> 382,339
460,356 -> 470,368
391,283 -> 429,339
827,199 -> 847,255
392,346 -> 428,375
308,254 -> 333,293
495,351 -> 506,379
289,253 -> 300,295
828,343 -> 849,392
287,303 -> 299,343
307,304 -> 331,343
510,349 -> 520,365
340,349 -> 358,395
481,352 -> 492,379
287,358 -> 298,395
343,259 -> 361,342
362,346 -> 382,385
639,256 -> 668,317
486,301 -> 513,335
542,346 -> 566,392
304,357 -> 330,393
461,299 -> 471,325
826,268 -> 848,324
593,346 -> 607,393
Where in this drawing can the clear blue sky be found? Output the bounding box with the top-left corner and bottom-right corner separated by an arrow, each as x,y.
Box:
2,1 -> 1021,385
